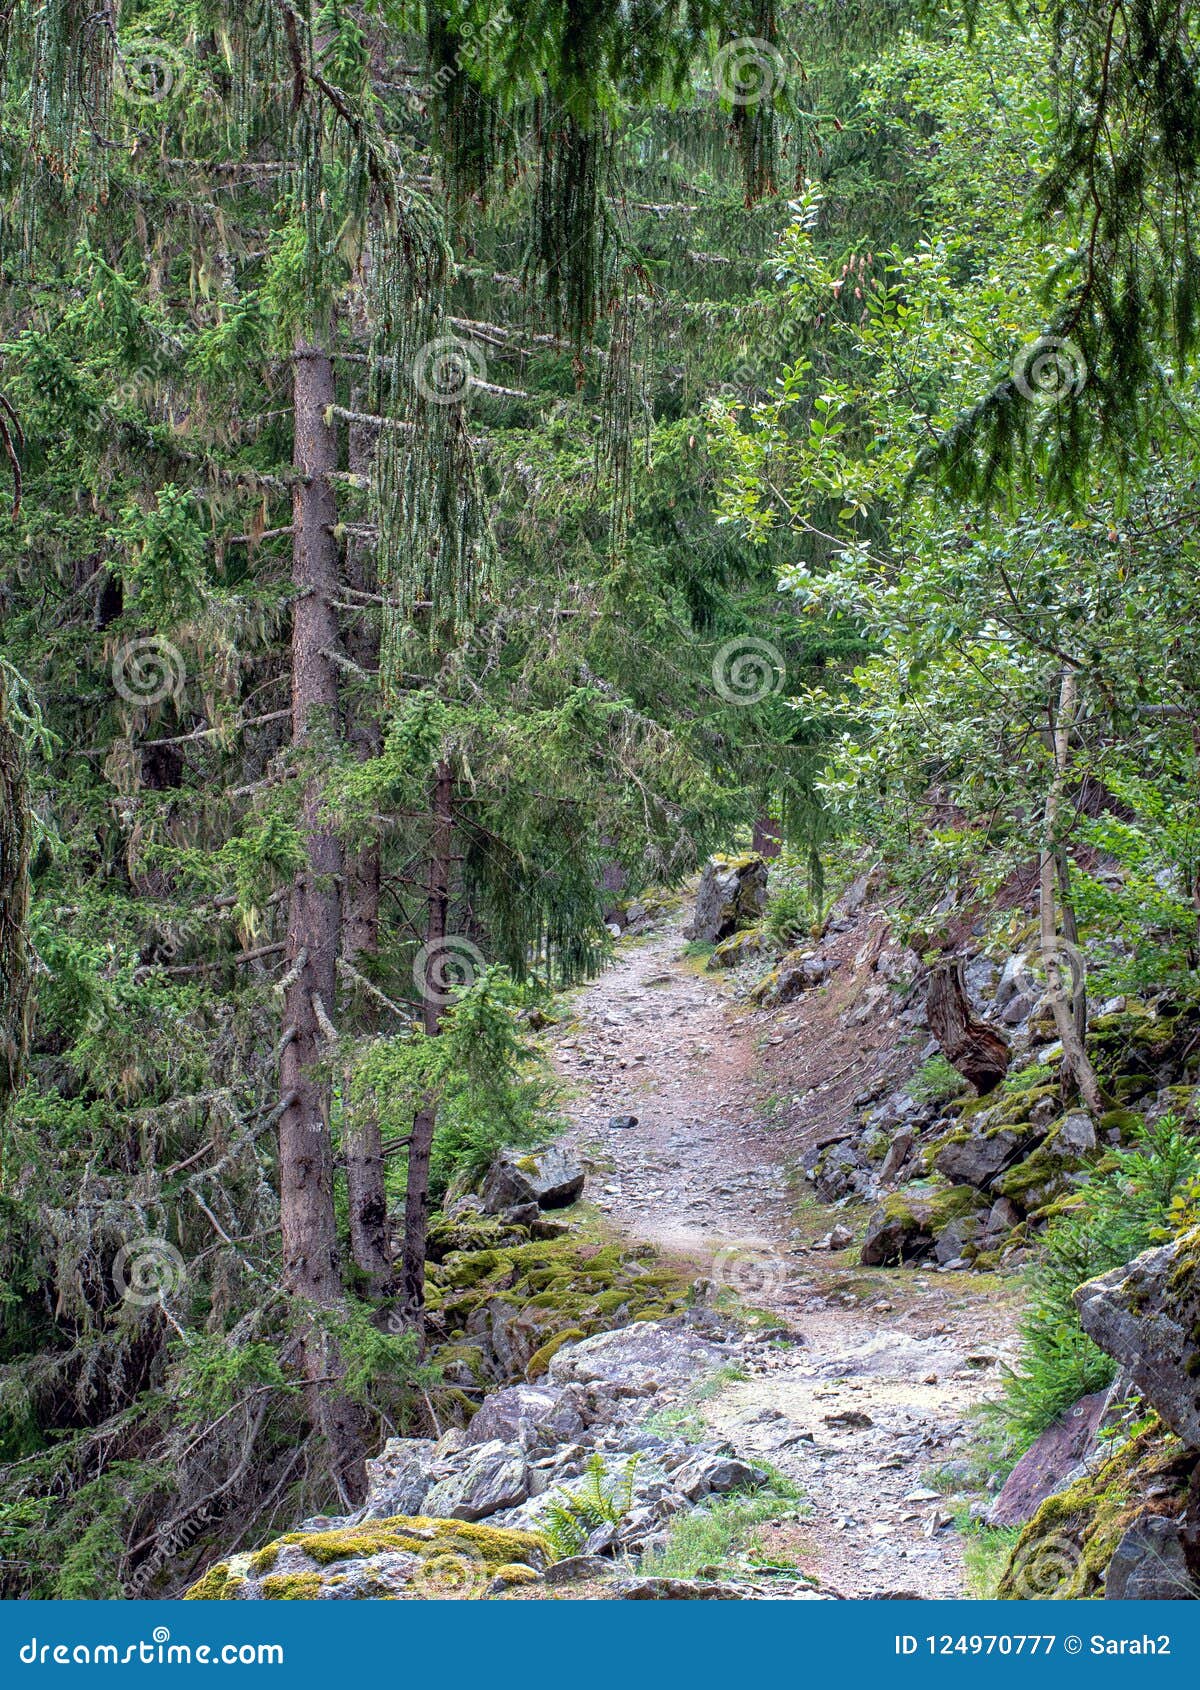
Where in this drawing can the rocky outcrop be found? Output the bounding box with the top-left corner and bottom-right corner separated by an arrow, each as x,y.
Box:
686,853 -> 767,945
1074,1228 -> 1200,1450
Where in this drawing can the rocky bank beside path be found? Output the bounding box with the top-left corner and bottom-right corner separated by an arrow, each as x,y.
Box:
556,906 -> 1019,1598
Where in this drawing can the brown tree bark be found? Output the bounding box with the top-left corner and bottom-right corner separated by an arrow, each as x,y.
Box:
340,399 -> 391,1299
1041,669 -> 1107,1117
752,812 -> 782,860
278,341 -> 365,1503
399,759 -> 454,1330
927,957 -> 1011,1093
0,677 -> 32,1131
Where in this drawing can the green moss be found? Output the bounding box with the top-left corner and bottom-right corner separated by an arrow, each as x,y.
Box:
184,1562 -> 243,1601
247,1543 -> 280,1576
1099,1107 -> 1142,1138
279,1516 -> 551,1571
491,1562 -> 540,1586
260,1572 -> 323,1600
525,1327 -> 584,1379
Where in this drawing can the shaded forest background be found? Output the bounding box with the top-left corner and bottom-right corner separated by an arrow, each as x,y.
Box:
2,0 -> 1200,1599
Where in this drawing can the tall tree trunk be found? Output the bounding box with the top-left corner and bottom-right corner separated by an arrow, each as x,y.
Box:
752,812 -> 782,860
279,341 -> 365,1502
0,675 -> 32,1133
399,759 -> 454,1329
1041,669 -> 1106,1117
341,400 -> 391,1298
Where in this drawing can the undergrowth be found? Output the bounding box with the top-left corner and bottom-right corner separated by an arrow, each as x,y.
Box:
994,1118 -> 1200,1449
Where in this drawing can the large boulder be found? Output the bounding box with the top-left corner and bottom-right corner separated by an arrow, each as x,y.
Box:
686,853 -> 768,945
480,1143 -> 585,1212
422,1439 -> 530,1522
362,1438 -> 435,1520
462,1382 -> 587,1452
1074,1228 -> 1200,1449
548,1315 -> 737,1394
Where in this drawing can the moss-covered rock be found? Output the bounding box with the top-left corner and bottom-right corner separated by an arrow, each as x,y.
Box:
185,1516 -> 553,1601
525,1327 -> 585,1380
860,1181 -> 985,1266
995,1424 -> 1191,1599
183,1562 -> 245,1601
706,929 -> 767,970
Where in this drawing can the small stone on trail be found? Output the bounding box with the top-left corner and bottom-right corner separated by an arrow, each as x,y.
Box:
822,1409 -> 874,1429
608,1114 -> 638,1130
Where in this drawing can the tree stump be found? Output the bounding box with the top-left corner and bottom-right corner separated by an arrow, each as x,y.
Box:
926,958 -> 1010,1094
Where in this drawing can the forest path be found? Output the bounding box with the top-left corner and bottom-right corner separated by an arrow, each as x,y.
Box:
555,905 -> 1019,1599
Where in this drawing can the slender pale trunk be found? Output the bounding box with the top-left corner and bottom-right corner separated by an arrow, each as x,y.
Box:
400,760 -> 454,1329
341,401 -> 391,1297
1040,669 -> 1106,1117
279,341 -> 365,1502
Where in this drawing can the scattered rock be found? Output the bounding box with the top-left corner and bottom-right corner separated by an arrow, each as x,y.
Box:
618,1577 -> 747,1600
608,1114 -> 638,1130
543,1555 -> 613,1586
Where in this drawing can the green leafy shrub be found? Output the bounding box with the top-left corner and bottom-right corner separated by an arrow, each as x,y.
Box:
997,1118 -> 1200,1448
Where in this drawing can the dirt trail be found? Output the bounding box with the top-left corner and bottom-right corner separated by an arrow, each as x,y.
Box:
555,906 -> 1019,1599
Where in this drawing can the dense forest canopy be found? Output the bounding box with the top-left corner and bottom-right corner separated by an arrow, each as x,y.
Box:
1,0 -> 1200,1601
